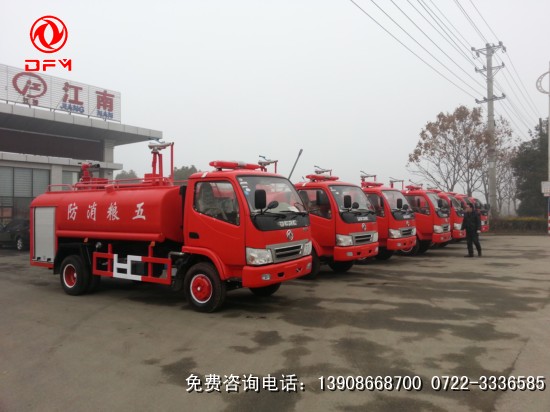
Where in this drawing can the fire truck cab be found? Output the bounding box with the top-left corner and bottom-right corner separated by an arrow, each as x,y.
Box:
295,171 -> 379,277
360,178 -> 416,260
454,194 -> 490,233
432,190 -> 466,241
30,143 -> 313,312
401,185 -> 452,255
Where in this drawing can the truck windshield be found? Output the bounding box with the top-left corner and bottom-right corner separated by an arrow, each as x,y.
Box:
237,175 -> 309,231
329,185 -> 374,212
446,194 -> 463,211
329,185 -> 376,223
382,190 -> 414,220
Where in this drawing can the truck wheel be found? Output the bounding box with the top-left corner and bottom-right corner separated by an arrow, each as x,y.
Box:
328,260 -> 354,273
249,283 -> 281,297
398,240 -> 420,256
375,247 -> 394,261
184,262 -> 226,312
418,240 -> 431,254
60,255 -> 91,296
301,248 -> 320,280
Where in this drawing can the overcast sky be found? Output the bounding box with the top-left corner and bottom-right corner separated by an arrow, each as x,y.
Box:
2,0 -> 549,191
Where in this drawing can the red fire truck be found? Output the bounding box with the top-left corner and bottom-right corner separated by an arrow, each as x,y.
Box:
360,175 -> 416,260
400,184 -> 452,255
454,194 -> 490,233
29,143 -> 313,312
431,190 -> 465,241
294,168 -> 379,277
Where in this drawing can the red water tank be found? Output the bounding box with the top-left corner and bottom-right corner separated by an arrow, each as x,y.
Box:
31,185 -> 183,243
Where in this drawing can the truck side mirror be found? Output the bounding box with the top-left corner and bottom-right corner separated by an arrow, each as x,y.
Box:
397,198 -> 403,209
343,195 -> 352,209
437,199 -> 443,208
255,189 -> 266,210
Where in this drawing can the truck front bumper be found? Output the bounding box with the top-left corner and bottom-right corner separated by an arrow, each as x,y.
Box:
452,229 -> 466,239
432,232 -> 452,244
386,236 -> 416,251
241,255 -> 312,288
334,243 -> 379,261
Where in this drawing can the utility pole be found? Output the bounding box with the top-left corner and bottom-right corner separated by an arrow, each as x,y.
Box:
536,63 -> 550,234
473,42 -> 506,217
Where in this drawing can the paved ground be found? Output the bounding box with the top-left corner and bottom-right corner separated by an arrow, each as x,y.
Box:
0,235 -> 549,412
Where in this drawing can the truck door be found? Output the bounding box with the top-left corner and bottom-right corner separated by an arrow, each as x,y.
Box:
298,188 -> 333,255
187,180 -> 245,267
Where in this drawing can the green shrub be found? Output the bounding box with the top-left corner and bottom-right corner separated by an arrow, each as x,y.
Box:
490,217 -> 547,233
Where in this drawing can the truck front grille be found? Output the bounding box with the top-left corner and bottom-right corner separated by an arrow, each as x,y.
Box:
351,231 -> 377,245
442,224 -> 450,232
400,228 -> 414,237
268,240 -> 308,263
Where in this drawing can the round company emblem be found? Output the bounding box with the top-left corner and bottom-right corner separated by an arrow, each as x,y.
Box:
361,223 -> 367,231
406,220 -> 411,227
30,15 -> 68,53
286,229 -> 294,241
12,72 -> 48,98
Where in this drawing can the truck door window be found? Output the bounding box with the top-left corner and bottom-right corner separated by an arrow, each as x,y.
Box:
366,193 -> 384,217
195,181 -> 239,225
298,189 -> 331,219
406,195 -> 430,215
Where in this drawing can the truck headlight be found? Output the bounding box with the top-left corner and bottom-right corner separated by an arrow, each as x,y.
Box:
389,229 -> 401,239
411,227 -> 417,236
246,247 -> 273,266
454,223 -> 462,230
433,225 -> 444,234
372,232 -> 378,242
303,241 -> 312,256
336,234 -> 353,247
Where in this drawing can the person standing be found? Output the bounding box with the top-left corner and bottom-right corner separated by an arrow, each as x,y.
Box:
461,204 -> 482,257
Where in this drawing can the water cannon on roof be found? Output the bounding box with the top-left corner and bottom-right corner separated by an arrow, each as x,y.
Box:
359,171 -> 382,188
306,165 -> 338,181
389,177 -> 405,190
258,155 -> 278,173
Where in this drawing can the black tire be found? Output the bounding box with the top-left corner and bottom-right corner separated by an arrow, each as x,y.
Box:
417,240 -> 431,254
249,283 -> 281,297
60,255 -> 91,296
398,239 -> 420,256
184,262 -> 226,312
15,236 -> 25,252
375,247 -> 394,261
328,260 -> 354,273
301,248 -> 320,280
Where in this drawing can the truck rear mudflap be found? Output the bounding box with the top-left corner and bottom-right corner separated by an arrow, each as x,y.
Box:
386,237 -> 416,251
333,243 -> 379,261
242,255 -> 312,288
432,232 -> 452,243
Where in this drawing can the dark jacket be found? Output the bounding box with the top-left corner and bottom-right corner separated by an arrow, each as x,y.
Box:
461,210 -> 481,233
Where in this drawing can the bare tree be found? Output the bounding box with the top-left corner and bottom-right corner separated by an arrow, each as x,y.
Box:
408,106 -> 486,194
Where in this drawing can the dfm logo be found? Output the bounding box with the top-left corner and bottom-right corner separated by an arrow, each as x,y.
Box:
25,15 -> 72,71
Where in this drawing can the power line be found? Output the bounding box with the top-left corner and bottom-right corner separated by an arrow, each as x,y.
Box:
347,0 -> 480,99
452,0 -> 488,44
463,0 -> 541,118
423,0 -> 474,54
388,0 -> 486,91
367,0 -> 484,96
405,0 -> 476,68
